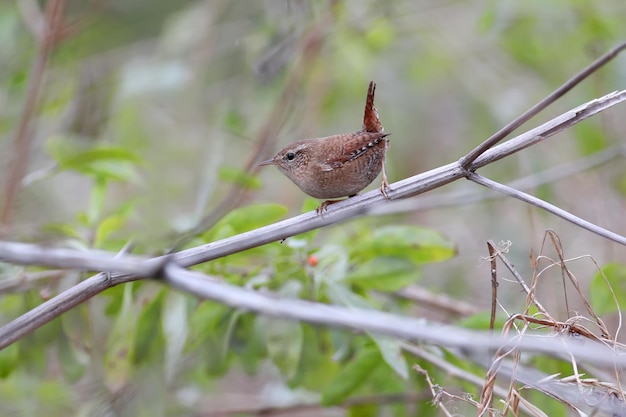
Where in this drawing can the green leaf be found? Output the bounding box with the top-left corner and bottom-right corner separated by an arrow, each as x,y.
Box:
59,306 -> 89,382
458,312 -> 508,330
321,345 -> 381,405
326,281 -> 375,309
349,404 -> 378,417
46,138 -> 141,182
212,203 -> 288,235
370,336 -> 408,380
290,324 -> 340,390
131,289 -> 165,365
209,223 -> 236,242
302,197 -> 321,214
56,146 -> 141,170
222,108 -> 247,136
367,356 -> 411,417
32,315 -> 63,346
94,202 -> 133,248
58,333 -> 86,383
36,381 -> 72,412
313,244 -> 350,284
87,176 -> 107,226
590,263 -> 626,316
187,302 -> 229,351
0,342 -> 18,378
364,18 -> 395,51
257,316 -> 303,379
346,257 -> 420,291
94,215 -> 127,245
162,292 -> 188,382
104,284 -> 135,389
0,293 -> 25,319
236,314 -> 266,376
477,0 -> 496,32
351,225 -> 456,263
75,159 -> 140,182
102,285 -> 125,316
574,122 -> 607,155
219,166 -> 261,189
324,287 -> 408,388
42,222 -> 81,239
257,281 -> 303,379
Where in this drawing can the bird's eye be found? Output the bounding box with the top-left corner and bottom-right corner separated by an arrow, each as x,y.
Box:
286,152 -> 296,161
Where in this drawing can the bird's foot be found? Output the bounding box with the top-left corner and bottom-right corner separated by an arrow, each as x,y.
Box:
316,199 -> 341,214
380,177 -> 393,200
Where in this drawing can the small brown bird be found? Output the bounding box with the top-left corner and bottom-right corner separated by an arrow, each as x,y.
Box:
260,81 -> 391,211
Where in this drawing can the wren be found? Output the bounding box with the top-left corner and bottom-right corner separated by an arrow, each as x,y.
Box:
260,81 -> 391,211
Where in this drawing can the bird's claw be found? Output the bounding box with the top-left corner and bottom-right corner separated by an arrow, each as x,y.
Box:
316,199 -> 340,215
380,179 -> 393,200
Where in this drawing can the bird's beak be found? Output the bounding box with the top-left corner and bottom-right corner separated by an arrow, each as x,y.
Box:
258,158 -> 275,166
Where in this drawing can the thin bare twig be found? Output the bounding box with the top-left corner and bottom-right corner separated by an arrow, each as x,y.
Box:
468,173 -> 626,245
1,0 -> 66,230
460,39 -> 626,169
0,240 -> 161,275
487,241 -> 498,332
395,286 -> 479,317
469,349 -> 626,416
467,90 -> 626,170
402,343 -> 537,417
0,269 -> 65,294
373,144 -> 625,215
487,240 -> 549,317
413,365 -> 456,417
539,230 -> 612,337
0,271 -> 136,349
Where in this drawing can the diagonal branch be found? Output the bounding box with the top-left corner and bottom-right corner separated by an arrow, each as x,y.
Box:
0,90 -> 624,350
172,90 -> 626,266
157,262 -> 626,370
1,91 -> 623,273
469,174 -> 626,245
374,144 -> 624,215
0,241 -> 161,274
459,39 -> 626,169
467,90 -> 626,170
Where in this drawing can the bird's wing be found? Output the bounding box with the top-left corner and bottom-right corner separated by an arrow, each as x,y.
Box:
321,131 -> 389,170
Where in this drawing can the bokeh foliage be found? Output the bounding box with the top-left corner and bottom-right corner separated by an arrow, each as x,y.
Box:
1,1 -> 625,416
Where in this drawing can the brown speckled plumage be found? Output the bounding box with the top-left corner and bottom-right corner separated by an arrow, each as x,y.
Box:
260,81 -> 391,209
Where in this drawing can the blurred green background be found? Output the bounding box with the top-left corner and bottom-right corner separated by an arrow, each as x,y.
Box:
0,1 -> 625,416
